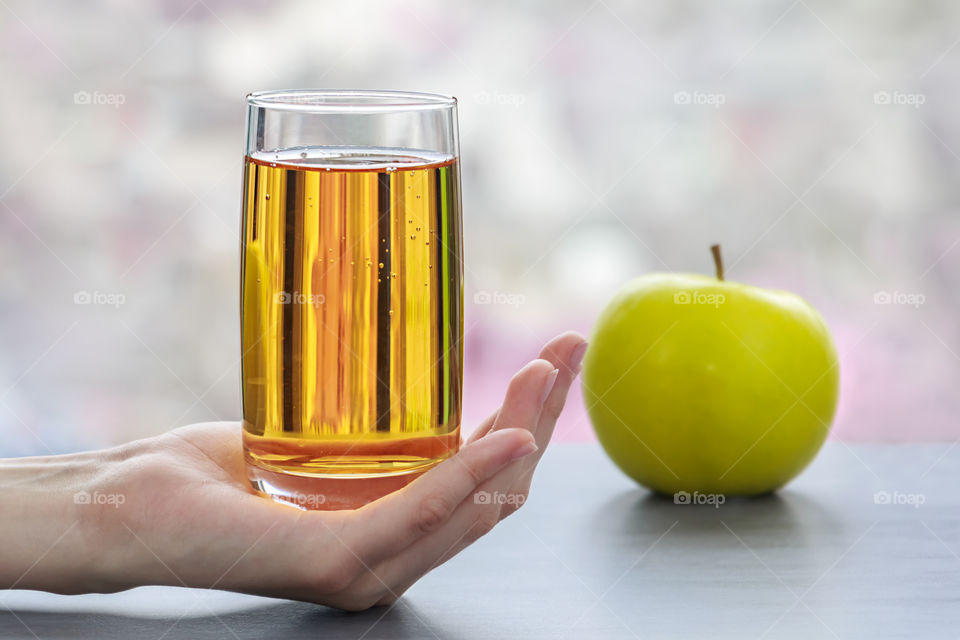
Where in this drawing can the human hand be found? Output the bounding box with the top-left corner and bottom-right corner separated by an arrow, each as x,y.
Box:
0,332 -> 586,611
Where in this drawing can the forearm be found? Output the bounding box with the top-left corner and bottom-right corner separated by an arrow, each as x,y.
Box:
0,450 -> 116,593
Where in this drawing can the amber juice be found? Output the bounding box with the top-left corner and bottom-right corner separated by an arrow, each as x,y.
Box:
240,147 -> 462,489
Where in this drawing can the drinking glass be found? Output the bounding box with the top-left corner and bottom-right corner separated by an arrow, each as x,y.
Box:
240,90 -> 462,510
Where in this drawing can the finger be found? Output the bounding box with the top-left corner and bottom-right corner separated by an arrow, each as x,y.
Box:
490,358 -> 558,434
509,333 -> 587,507
468,332 -> 586,448
468,350 -> 568,520
461,341 -> 580,521
367,360 -> 563,592
479,357 -> 558,502
533,331 -> 588,445
340,426 -> 538,568
465,409 -> 499,445
390,333 -> 588,587
363,460 -> 540,601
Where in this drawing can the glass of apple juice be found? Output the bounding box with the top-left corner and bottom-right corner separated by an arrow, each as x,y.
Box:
239,90 -> 463,510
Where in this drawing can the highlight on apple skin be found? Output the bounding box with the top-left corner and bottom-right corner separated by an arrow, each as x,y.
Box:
581,245 -> 840,496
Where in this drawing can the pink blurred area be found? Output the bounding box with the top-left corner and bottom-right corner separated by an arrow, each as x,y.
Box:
464,306 -> 960,446
461,318 -> 596,444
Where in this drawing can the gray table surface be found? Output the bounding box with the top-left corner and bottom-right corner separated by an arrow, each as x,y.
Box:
2,442 -> 958,639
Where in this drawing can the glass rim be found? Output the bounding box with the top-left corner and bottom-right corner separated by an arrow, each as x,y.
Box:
246,89 -> 457,113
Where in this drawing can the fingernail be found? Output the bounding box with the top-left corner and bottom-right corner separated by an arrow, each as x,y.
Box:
540,368 -> 559,406
570,341 -> 588,374
509,437 -> 539,461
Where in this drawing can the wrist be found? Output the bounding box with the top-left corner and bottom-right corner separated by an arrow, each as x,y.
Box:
0,446 -> 129,593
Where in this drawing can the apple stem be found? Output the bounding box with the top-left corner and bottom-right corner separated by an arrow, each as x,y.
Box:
710,244 -> 724,281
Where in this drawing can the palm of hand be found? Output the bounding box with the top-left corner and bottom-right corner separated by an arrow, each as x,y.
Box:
88,332 -> 584,611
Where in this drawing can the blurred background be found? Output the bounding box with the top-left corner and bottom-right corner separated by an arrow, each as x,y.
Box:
1,0 -> 957,456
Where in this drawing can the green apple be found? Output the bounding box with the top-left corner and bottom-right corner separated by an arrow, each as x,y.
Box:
582,246 -> 839,496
